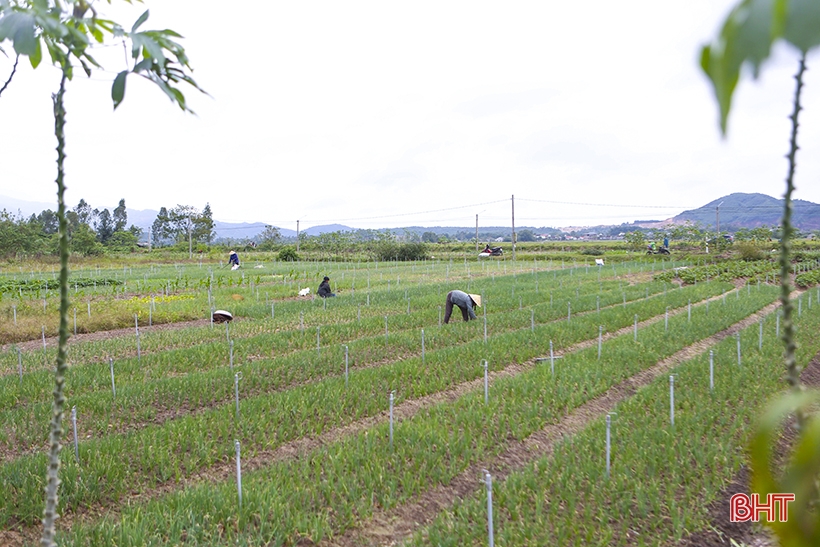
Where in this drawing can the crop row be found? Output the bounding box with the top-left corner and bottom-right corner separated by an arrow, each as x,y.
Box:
0,255 -> 681,300
49,286 -> 786,545
796,267 -> 820,287
0,277 -> 123,296
0,272 -> 665,386
0,256 -> 683,347
0,257 -> 683,320
0,257 -> 639,355
0,281 -> 724,457
0,270 -> 552,366
653,258 -> 820,285
0,283 -> 776,528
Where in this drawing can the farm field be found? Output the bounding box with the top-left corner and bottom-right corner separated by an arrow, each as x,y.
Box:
1,256 -> 818,546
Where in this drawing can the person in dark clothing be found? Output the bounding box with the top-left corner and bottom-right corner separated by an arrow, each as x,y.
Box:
228,250 -> 240,268
318,276 -> 336,298
444,290 -> 481,323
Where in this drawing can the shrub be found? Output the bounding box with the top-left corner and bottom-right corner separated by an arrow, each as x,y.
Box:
736,242 -> 766,261
373,242 -> 428,261
580,247 -> 604,256
278,246 -> 299,262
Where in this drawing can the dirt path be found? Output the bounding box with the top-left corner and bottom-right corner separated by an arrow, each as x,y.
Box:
0,318 -> 213,354
321,297 -> 789,547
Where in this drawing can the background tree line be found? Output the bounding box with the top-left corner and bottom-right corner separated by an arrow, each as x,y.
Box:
0,198 -> 141,256
0,200 -> 216,257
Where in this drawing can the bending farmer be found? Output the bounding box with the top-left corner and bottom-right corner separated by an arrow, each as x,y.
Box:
444,290 -> 481,323
228,250 -> 240,268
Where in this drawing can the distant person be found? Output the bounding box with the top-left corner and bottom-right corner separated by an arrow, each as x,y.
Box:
663,236 -> 669,249
318,276 -> 336,298
444,290 -> 481,323
228,250 -> 240,269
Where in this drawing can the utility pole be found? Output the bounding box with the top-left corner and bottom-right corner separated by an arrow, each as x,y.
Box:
296,219 -> 300,253
188,215 -> 193,259
475,213 -> 479,252
715,200 -> 724,251
148,226 -> 152,252
511,194 -> 516,260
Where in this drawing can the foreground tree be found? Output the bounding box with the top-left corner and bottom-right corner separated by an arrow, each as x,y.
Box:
0,2 -> 203,544
702,1 -> 820,544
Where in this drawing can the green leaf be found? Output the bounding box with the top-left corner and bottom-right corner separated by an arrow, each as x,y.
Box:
158,28 -> 183,38
783,0 -> 820,52
700,0 -> 780,134
89,23 -> 104,44
0,13 -> 38,57
82,50 -> 101,68
700,44 -> 737,136
112,70 -> 127,109
701,0 -> 820,134
79,58 -> 91,77
0,15 -> 10,42
133,57 -> 152,72
44,38 -> 65,66
131,9 -> 149,34
29,36 -> 41,68
133,33 -> 166,66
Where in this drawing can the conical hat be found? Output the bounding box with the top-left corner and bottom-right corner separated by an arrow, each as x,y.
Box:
469,294 -> 482,307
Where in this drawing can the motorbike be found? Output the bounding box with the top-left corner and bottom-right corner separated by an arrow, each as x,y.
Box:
646,247 -> 670,255
479,246 -> 503,257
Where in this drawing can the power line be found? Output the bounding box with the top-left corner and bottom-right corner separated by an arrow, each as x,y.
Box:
517,198 -> 691,209
300,198 -> 510,223
217,198 -> 510,226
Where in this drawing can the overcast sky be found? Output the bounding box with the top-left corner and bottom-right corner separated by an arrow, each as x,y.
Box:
2,0 -> 819,231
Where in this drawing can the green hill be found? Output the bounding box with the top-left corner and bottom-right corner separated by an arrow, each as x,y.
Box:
673,193 -> 820,231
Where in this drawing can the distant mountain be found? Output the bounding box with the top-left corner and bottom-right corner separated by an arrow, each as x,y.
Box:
672,193 -> 820,231
0,195 -> 58,217
127,209 -> 162,231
